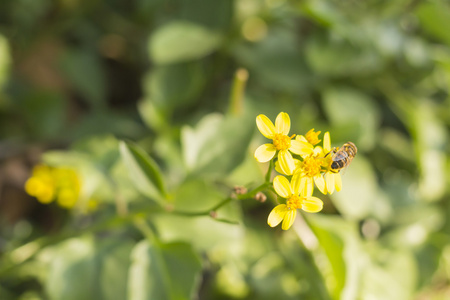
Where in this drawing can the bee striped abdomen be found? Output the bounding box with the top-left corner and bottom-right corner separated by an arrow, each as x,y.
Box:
330,142 -> 357,173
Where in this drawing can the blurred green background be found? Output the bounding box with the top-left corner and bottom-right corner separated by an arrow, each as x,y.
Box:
1,0 -> 450,299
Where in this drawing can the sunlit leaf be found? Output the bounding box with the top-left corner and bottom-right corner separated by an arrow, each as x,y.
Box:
358,250 -> 417,300
119,141 -> 166,201
330,156 -> 380,220
307,214 -> 361,300
172,179 -> 225,212
322,87 -> 380,150
149,21 -> 222,65
152,214 -> 243,250
181,113 -> 254,178
128,240 -> 202,300
416,1 -> 450,46
44,236 -> 134,300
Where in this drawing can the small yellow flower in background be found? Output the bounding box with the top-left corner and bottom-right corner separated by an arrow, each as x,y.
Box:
25,165 -> 56,204
268,175 -> 323,230
254,112 -> 312,174
25,165 -> 82,210
323,132 -> 342,194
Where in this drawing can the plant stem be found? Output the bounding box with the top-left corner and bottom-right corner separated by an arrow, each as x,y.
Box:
228,68 -> 249,116
265,159 -> 274,183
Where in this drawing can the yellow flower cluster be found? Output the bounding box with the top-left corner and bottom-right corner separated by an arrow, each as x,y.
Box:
25,165 -> 83,209
254,112 -> 344,230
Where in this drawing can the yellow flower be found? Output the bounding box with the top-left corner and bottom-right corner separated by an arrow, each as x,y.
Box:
25,165 -> 56,204
254,112 -> 312,174
268,175 -> 323,230
25,165 -> 83,209
323,132 -> 342,194
274,158 -> 301,176
305,128 -> 322,145
296,145 -> 327,195
294,135 -> 314,158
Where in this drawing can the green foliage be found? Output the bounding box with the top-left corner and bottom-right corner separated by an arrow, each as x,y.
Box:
128,241 -> 202,300
149,21 -> 223,65
119,141 -> 166,202
44,236 -> 133,300
1,0 -> 450,299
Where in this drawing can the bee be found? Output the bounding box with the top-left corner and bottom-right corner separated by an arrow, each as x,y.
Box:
326,142 -> 357,173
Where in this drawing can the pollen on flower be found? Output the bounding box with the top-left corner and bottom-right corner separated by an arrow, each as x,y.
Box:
287,195 -> 302,210
301,155 -> 323,177
305,129 -> 321,145
272,133 -> 292,151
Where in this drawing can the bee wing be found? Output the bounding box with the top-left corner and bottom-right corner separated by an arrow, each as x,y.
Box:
331,149 -> 349,162
340,164 -> 349,175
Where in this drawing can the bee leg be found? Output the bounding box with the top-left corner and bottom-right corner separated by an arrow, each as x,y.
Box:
324,147 -> 338,158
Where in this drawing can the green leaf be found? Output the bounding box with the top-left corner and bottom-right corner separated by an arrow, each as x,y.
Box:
152,214 -> 243,250
172,179 -> 225,212
60,50 -> 106,108
177,0 -> 232,30
119,141 -> 166,201
143,61 -> 206,109
181,113 -> 254,178
232,29 -> 312,92
128,240 -> 202,300
45,237 -> 96,300
358,250 -> 417,300
0,34 -> 11,91
331,156 -> 380,220
19,90 -> 68,139
149,21 -> 222,65
416,1 -> 450,46
305,35 -> 381,77
307,215 -> 362,300
43,236 -> 134,300
98,239 -> 135,300
322,87 -> 380,150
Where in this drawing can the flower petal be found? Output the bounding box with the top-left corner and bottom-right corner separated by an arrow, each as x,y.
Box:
281,209 -> 297,230
289,139 -> 314,156
334,173 -> 342,192
256,114 -> 276,139
300,176 -> 314,197
323,132 -> 331,153
296,135 -> 309,143
326,171 -> 335,194
299,176 -> 314,197
268,204 -> 287,227
313,146 -> 324,156
278,150 -> 296,175
302,197 -> 323,213
275,158 -> 300,175
314,174 -> 327,194
273,175 -> 292,198
275,112 -> 290,135
291,171 -> 302,195
254,144 -> 276,162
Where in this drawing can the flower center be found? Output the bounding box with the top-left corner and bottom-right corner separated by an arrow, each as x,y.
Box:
273,134 -> 292,151
287,195 -> 302,210
302,155 -> 323,177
